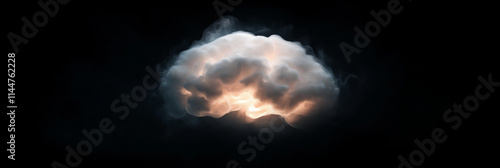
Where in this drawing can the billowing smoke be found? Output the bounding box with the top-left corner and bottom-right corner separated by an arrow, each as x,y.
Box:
160,20 -> 339,128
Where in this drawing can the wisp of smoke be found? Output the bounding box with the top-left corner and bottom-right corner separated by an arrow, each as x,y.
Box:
160,19 -> 339,128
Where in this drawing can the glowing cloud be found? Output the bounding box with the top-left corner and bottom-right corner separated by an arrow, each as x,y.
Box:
160,30 -> 339,127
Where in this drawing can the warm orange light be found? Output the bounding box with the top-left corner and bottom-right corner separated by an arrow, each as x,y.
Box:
182,86 -> 312,120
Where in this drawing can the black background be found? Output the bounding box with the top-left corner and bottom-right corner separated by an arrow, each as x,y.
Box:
4,0 -> 499,167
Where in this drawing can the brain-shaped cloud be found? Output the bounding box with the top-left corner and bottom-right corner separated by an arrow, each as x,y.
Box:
160,31 -> 339,127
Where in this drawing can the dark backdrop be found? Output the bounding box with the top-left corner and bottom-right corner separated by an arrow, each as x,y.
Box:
4,0 -> 498,167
